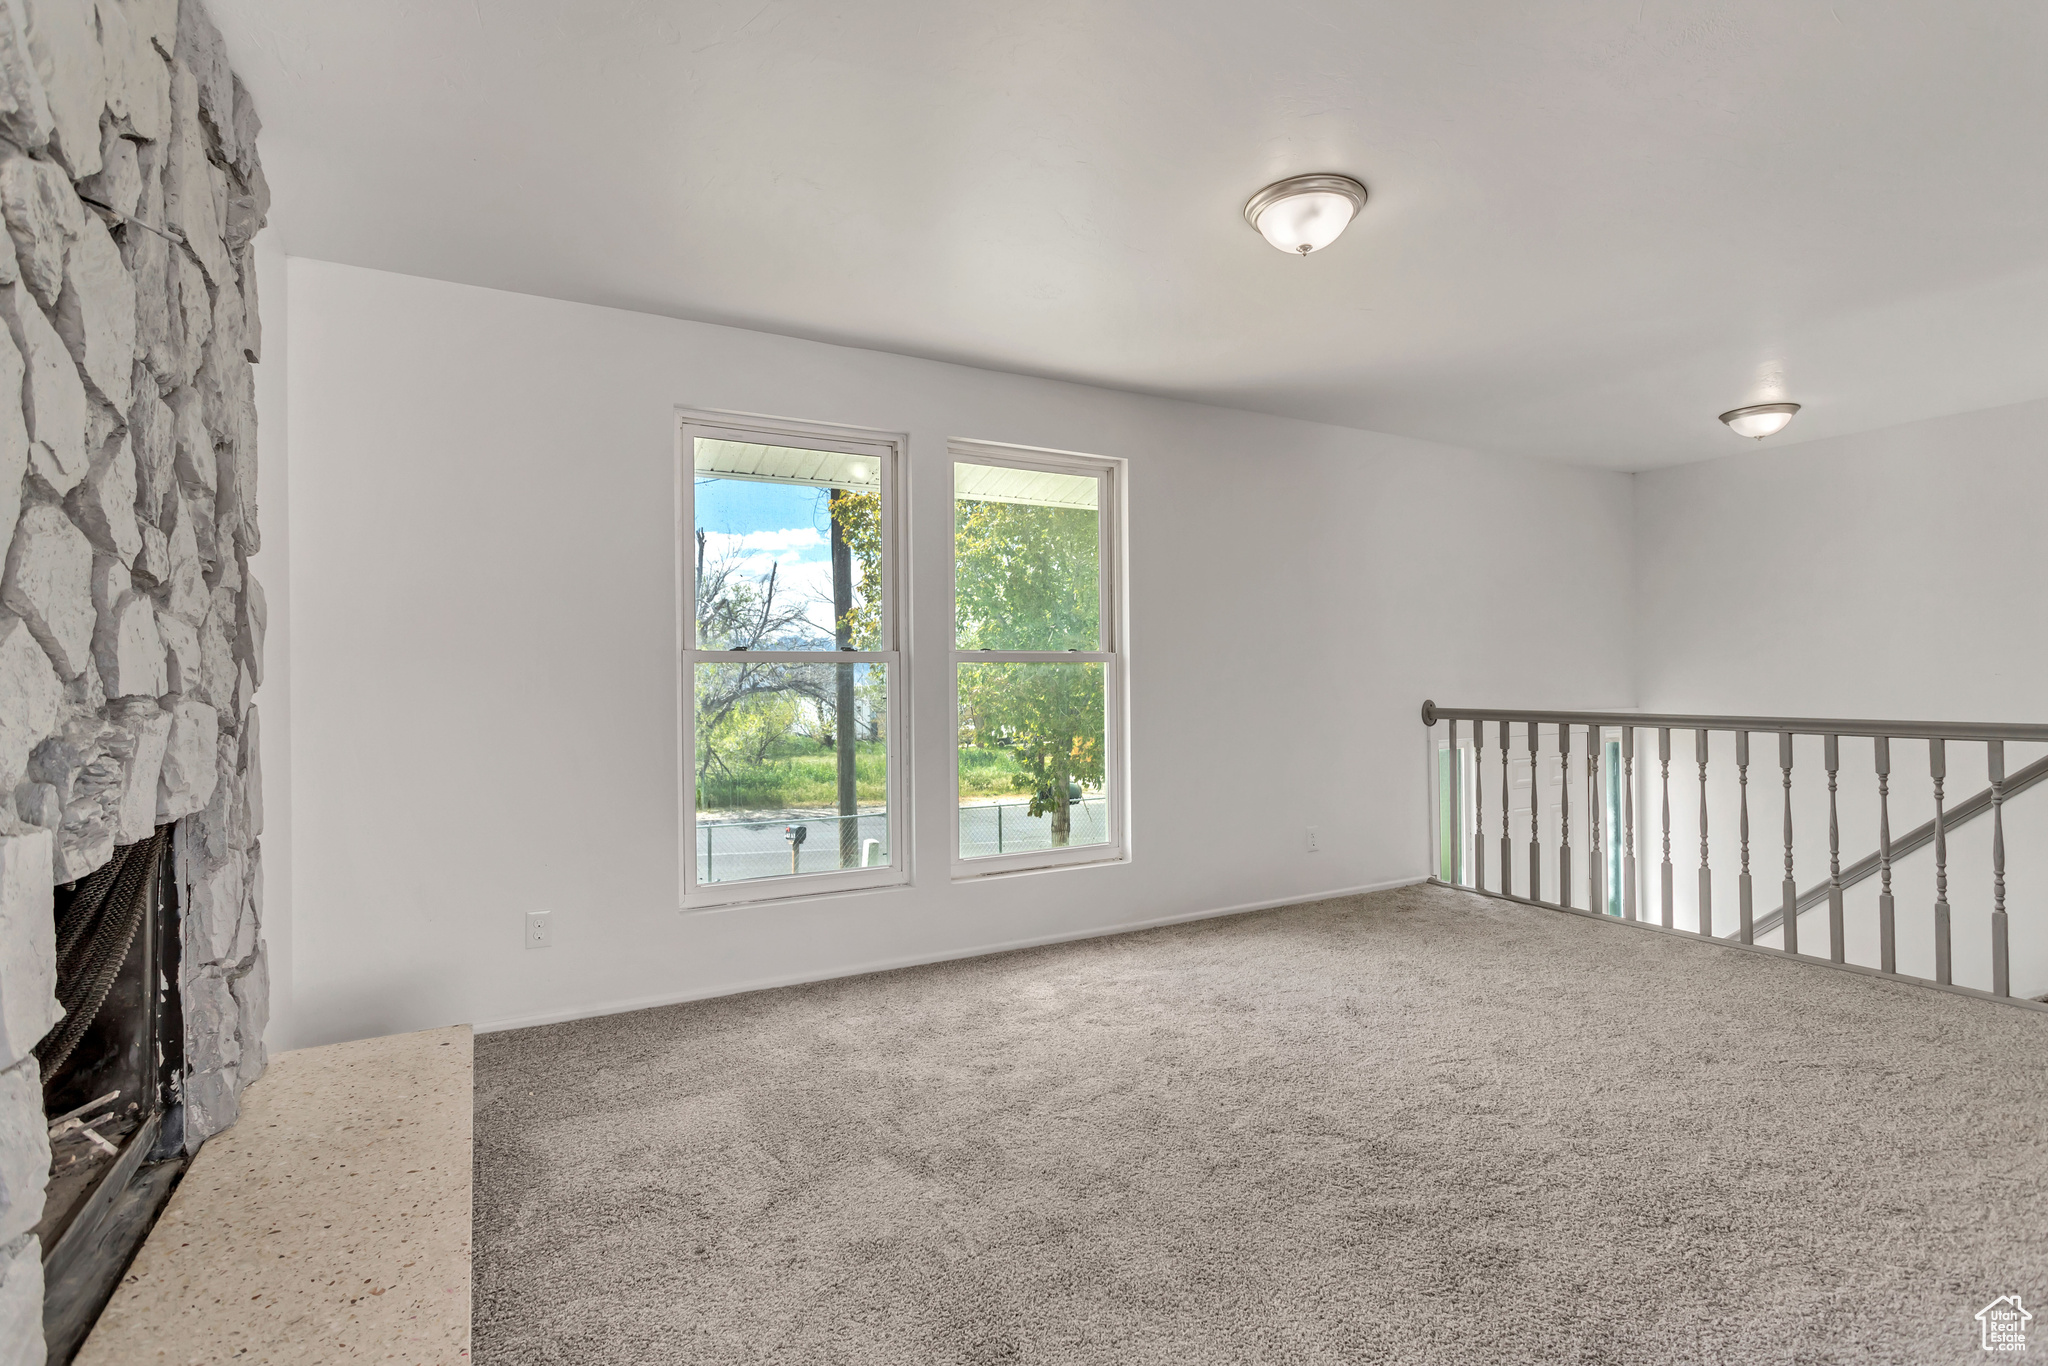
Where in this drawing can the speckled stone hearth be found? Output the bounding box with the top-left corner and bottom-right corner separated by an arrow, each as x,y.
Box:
75,1027 -> 473,1364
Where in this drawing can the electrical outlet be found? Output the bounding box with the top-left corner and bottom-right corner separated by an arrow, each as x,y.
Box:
1305,826 -> 1320,853
525,912 -> 552,949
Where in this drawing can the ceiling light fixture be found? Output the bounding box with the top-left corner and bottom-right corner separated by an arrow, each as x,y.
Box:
1718,402 -> 1801,440
1244,174 -> 1368,255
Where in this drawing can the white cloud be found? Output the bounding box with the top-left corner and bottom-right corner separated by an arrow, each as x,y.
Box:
700,527 -> 824,558
728,553 -> 833,600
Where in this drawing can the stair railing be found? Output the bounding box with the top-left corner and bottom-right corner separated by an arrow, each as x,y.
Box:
1422,701 -> 2048,1010
1755,754 -> 2048,939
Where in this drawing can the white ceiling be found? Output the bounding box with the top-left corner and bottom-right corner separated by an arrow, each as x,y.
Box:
208,0 -> 2048,470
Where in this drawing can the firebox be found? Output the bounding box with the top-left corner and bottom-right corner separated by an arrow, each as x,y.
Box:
31,827 -> 188,1365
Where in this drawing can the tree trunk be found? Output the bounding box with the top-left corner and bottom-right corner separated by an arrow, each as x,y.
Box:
1050,665 -> 1077,846
830,489 -> 859,867
1050,745 -> 1072,846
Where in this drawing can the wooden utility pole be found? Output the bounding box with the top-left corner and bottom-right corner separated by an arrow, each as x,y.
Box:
830,488 -> 859,867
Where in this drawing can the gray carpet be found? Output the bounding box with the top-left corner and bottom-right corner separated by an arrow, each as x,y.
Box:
474,883 -> 2048,1365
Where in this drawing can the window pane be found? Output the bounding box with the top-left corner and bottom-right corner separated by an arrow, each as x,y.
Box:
695,438 -> 882,650
695,661 -> 889,884
954,462 -> 1099,651
957,662 -> 1108,858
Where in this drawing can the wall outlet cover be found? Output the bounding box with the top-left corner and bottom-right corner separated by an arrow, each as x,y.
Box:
1306,826 -> 1320,853
525,911 -> 552,948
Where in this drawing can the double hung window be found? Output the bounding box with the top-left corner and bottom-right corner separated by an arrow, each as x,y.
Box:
678,413 -> 904,905
678,416 -> 1125,905
950,441 -> 1125,875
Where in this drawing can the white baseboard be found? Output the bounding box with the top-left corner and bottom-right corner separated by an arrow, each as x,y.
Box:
472,875 -> 1427,1035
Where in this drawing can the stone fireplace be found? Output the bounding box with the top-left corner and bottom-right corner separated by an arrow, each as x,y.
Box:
0,0 -> 271,1361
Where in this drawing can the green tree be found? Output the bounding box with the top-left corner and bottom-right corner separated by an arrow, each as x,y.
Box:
700,692 -> 800,781
822,488 -> 882,649
953,500 -> 1097,651
954,499 -> 1103,844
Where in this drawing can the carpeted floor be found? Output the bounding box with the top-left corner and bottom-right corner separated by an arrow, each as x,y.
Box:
473,883 -> 2048,1365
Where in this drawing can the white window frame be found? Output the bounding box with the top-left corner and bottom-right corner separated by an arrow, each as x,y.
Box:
948,438 -> 1129,879
675,408 -> 911,909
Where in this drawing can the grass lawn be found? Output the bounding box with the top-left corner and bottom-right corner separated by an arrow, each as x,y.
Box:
958,745 -> 1031,800
697,739 -> 887,812
697,741 -> 1033,812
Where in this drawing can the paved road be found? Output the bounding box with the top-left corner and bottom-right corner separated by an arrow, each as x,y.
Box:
698,798 -> 1109,883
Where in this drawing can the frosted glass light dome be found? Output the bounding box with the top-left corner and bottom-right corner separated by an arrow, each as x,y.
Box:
1244,175 -> 1368,256
1719,402 -> 1801,439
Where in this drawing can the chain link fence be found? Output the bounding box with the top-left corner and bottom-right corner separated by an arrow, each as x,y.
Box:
698,811 -> 890,884
958,797 -> 1109,859
698,797 -> 1109,883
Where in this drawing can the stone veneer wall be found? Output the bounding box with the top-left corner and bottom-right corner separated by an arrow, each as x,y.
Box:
0,1 -> 268,1360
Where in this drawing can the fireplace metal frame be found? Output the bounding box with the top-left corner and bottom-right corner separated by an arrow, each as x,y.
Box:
40,831 -> 190,1365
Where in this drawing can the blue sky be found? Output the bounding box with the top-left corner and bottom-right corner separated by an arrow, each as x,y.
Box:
695,477 -> 829,544
695,477 -> 836,637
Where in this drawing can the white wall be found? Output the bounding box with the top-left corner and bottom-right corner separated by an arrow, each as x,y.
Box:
281,258 -> 1635,1047
1633,397 -> 2048,997
1635,396 -> 2048,719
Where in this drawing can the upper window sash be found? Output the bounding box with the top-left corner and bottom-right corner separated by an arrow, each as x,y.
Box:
949,441 -> 1118,658
683,415 -> 902,656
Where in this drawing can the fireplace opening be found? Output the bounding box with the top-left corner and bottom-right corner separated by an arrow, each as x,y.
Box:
32,826 -> 189,1365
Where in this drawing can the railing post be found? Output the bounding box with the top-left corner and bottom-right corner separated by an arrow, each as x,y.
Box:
1780,732 -> 1798,956
1529,721 -> 1542,902
1446,718 -> 1459,885
1875,736 -> 1894,974
1559,724 -> 1573,909
1587,725 -> 1604,917
1826,733 -> 1844,964
1737,730 -> 1753,944
1659,727 -> 1673,928
997,801 -> 1004,854
1932,738 -> 1950,984
1696,728 -> 1712,937
1622,728 -> 1636,921
1500,722 -> 1512,899
1990,738 -> 2009,997
1473,720 -> 1487,893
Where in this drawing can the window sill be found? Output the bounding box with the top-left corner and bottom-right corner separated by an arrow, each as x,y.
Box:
679,864 -> 910,913
950,847 -> 1130,883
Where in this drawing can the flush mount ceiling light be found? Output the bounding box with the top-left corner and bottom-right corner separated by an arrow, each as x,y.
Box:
1243,174 -> 1368,255
1718,402 -> 1801,440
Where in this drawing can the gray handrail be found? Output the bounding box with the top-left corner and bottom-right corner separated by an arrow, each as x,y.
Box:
1755,753 -> 2048,936
1420,701 -> 2048,745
